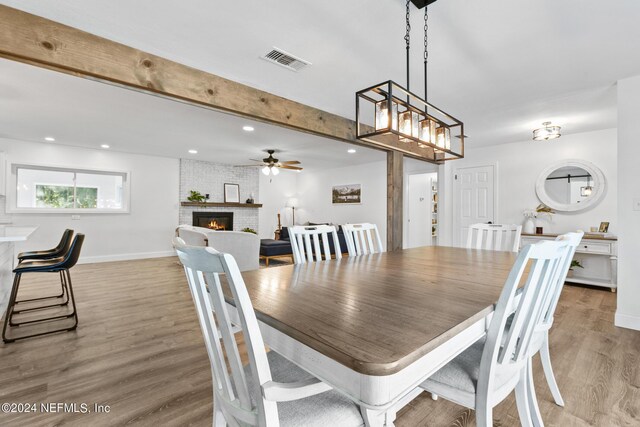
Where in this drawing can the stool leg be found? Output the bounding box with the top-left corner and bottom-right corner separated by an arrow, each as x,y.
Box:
15,271 -> 66,304
2,273 -> 22,343
5,269 -> 78,342
12,271 -> 70,315
65,269 -> 78,330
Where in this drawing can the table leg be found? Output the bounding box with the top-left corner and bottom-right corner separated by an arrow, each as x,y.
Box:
361,407 -> 393,427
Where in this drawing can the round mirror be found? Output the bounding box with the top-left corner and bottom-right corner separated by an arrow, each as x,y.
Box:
535,160 -> 606,212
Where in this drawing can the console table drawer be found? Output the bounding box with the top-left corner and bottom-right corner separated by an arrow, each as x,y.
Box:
577,242 -> 612,255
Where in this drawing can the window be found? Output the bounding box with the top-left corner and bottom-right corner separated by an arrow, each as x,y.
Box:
10,164 -> 129,213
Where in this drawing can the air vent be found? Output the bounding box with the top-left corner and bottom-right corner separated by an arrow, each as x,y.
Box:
261,47 -> 311,72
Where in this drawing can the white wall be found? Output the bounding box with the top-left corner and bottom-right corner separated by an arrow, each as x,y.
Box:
296,161 -> 388,250
0,138 -> 179,263
441,128 -> 618,246
403,157 -> 439,247
258,172 -> 298,239
616,75 -> 640,331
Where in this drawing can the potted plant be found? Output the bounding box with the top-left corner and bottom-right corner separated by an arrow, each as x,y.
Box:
187,190 -> 206,203
567,260 -> 584,278
242,227 -> 257,234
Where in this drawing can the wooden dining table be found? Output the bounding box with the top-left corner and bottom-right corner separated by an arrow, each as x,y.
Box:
224,246 -> 518,426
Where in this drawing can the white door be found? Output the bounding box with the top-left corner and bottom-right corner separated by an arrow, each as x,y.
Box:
453,165 -> 495,247
407,173 -> 435,248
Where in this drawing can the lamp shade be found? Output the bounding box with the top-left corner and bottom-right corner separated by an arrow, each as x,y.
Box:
285,198 -> 299,208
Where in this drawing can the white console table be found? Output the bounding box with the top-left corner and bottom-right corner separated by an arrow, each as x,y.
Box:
0,226 -> 38,316
521,233 -> 617,292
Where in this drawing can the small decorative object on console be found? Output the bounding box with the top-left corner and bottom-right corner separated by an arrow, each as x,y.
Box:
567,260 -> 584,278
599,222 -> 610,233
522,209 -> 536,234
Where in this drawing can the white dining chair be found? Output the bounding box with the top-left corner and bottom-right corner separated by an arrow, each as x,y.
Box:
466,223 -> 522,252
289,225 -> 342,264
418,239 -> 572,427
525,231 -> 583,415
173,237 -> 364,427
342,223 -> 384,256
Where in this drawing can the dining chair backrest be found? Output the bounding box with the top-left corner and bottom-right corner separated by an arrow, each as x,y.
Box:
466,223 -> 522,252
173,237 -> 278,426
478,239 -> 571,397
342,223 -> 384,256
540,231 -> 584,330
288,225 -> 342,264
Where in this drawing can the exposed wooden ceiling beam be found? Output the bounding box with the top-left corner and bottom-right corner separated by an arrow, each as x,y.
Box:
0,5 -> 438,163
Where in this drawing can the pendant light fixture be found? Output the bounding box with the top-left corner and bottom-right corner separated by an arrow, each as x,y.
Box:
533,121 -> 561,141
583,175 -> 593,196
355,0 -> 464,163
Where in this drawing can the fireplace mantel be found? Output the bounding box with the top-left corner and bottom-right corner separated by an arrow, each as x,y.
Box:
181,202 -> 263,208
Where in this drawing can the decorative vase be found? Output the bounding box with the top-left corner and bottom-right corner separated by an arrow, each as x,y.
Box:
523,217 -> 535,234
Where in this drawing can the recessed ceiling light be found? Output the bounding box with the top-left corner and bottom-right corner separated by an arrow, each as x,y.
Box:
242,126 -> 255,132
44,137 -> 55,142
100,144 -> 110,149
188,149 -> 198,154
348,148 -> 357,154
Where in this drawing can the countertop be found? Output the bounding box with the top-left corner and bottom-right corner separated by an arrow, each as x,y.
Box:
0,226 -> 38,242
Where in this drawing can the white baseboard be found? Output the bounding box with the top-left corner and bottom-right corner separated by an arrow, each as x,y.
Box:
78,250 -> 176,264
614,311 -> 640,331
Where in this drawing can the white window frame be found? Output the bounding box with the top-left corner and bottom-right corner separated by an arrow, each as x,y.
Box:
7,162 -> 131,214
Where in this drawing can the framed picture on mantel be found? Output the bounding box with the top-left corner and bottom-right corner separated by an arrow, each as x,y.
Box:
224,183 -> 240,203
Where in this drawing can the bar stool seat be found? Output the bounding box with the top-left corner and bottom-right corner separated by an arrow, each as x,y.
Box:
3,233 -> 84,343
17,229 -> 73,261
14,257 -> 66,273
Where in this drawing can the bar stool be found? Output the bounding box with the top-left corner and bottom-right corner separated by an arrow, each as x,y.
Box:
18,229 -> 74,262
15,229 -> 74,307
2,233 -> 84,343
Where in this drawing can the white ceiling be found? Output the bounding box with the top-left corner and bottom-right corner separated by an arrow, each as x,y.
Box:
0,58 -> 384,170
1,0 -> 636,148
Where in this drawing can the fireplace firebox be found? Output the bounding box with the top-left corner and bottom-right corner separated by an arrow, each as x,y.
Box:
193,212 -> 233,231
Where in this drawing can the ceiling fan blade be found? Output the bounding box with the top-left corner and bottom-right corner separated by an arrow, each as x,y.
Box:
236,164 -> 264,167
279,165 -> 303,170
281,160 -> 301,165
249,159 -> 266,163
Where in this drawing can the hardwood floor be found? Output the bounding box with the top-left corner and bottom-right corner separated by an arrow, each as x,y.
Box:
0,256 -> 638,426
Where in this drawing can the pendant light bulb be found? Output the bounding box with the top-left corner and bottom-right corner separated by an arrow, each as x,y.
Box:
262,166 -> 270,176
271,166 -> 280,176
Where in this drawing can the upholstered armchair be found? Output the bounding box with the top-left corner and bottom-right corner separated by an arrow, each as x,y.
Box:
176,225 -> 260,271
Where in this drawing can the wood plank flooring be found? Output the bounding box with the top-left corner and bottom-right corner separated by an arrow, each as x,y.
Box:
0,256 -> 638,426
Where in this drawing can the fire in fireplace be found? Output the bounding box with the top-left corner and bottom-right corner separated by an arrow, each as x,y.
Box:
207,220 -> 225,230
193,212 -> 233,231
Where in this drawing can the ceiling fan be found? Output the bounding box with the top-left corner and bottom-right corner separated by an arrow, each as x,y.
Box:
244,149 -> 302,176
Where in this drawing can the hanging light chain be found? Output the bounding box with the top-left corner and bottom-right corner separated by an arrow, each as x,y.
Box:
405,0 -> 411,91
405,0 -> 411,50
423,6 -> 429,63
424,6 -> 429,107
